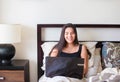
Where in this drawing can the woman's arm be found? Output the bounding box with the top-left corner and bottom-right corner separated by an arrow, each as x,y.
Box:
81,45 -> 88,75
49,48 -> 58,57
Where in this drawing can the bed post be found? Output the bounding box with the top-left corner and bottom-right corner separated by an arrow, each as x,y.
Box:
37,25 -> 44,79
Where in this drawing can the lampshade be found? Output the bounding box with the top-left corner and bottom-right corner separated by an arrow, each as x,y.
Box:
0,24 -> 21,43
0,24 -> 21,65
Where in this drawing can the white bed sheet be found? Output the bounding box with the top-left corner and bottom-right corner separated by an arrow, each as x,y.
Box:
39,68 -> 120,82
38,74 -> 88,82
89,68 -> 120,82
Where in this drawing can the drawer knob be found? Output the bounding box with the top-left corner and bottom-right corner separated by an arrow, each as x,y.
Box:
0,76 -> 5,80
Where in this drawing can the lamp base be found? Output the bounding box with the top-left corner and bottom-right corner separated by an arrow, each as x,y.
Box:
0,44 -> 15,65
1,59 -> 11,65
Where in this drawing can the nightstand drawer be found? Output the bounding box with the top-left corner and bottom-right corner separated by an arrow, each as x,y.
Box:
0,70 -> 24,82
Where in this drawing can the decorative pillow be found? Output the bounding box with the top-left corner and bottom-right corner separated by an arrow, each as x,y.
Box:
102,42 -> 120,68
41,42 -> 98,70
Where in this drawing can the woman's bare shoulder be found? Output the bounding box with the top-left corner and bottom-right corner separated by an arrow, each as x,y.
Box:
82,44 -> 87,49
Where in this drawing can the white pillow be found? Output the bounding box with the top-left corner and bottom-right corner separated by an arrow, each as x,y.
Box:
80,42 -> 97,67
41,42 -> 98,70
41,42 -> 57,70
86,48 -> 102,78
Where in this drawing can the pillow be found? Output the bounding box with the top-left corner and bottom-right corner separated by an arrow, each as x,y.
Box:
41,42 -> 57,70
86,48 -> 102,78
102,42 -> 120,68
80,42 -> 98,67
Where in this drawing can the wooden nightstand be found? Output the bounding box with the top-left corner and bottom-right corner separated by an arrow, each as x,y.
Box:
0,59 -> 29,82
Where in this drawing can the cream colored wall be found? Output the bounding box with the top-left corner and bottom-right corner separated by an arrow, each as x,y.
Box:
0,0 -> 120,82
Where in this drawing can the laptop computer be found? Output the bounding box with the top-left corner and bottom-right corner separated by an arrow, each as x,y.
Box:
45,56 -> 84,79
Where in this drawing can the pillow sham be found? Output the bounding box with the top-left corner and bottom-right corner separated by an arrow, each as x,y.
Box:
102,42 -> 120,68
41,42 -> 98,71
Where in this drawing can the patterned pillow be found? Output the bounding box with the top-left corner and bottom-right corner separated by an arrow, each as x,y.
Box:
102,42 -> 120,68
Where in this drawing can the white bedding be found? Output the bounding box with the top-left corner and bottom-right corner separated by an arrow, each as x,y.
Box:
39,68 -> 120,82
38,74 -> 87,82
89,68 -> 120,82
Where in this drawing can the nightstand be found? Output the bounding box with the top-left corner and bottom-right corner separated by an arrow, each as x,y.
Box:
0,59 -> 29,82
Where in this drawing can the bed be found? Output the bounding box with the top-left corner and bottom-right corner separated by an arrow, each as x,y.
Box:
37,24 -> 120,82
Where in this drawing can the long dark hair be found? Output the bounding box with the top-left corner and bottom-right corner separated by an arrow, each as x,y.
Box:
49,23 -> 79,56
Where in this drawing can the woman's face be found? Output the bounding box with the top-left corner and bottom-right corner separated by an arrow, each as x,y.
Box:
64,27 -> 76,44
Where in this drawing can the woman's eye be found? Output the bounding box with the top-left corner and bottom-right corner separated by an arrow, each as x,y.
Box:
65,33 -> 68,35
70,32 -> 75,35
65,32 -> 75,35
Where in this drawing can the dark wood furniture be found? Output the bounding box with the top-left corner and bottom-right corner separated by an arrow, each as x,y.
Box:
0,59 -> 29,82
37,24 -> 120,80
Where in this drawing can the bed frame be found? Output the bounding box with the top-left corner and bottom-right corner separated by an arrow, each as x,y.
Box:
37,24 -> 120,80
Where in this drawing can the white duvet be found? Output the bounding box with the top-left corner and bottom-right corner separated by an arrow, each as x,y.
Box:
38,74 -> 87,82
89,68 -> 120,82
38,68 -> 120,82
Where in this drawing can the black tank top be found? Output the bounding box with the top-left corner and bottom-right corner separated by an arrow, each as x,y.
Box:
58,44 -> 82,58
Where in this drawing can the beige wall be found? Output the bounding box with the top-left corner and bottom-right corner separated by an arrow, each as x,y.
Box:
0,0 -> 120,82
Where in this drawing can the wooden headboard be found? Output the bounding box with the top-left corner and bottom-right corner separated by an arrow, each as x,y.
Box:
37,24 -> 120,80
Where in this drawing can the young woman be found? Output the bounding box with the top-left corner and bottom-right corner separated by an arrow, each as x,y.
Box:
49,23 -> 88,75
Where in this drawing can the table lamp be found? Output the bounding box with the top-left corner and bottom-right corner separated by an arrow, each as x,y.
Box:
0,24 -> 21,65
